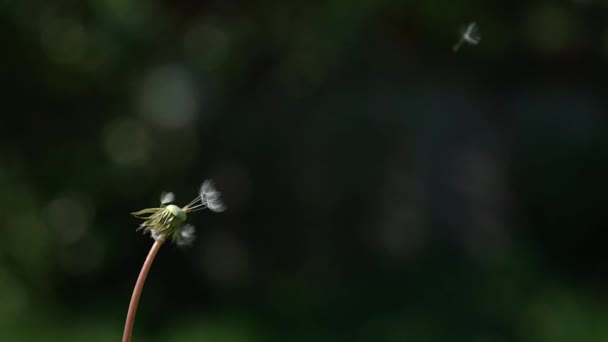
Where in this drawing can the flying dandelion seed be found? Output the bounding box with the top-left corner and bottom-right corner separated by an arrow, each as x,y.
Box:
159,192 -> 175,205
453,22 -> 481,52
177,224 -> 196,246
200,180 -> 226,212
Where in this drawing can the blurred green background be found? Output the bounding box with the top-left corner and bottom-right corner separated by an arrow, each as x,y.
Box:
2,0 -> 608,341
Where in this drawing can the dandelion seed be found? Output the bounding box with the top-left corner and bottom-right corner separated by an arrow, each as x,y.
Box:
462,22 -> 481,45
160,192 -> 175,205
453,22 -> 481,52
176,224 -> 196,246
200,180 -> 226,212
150,228 -> 163,241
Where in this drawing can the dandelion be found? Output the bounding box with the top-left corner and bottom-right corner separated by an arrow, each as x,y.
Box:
453,22 -> 481,52
122,180 -> 225,342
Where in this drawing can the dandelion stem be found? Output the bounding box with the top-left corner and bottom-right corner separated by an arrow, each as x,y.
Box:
122,239 -> 164,342
453,40 -> 463,52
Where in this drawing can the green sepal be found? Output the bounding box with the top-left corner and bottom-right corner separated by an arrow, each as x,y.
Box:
131,208 -> 162,218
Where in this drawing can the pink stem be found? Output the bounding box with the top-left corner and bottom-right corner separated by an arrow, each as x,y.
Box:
122,239 -> 163,342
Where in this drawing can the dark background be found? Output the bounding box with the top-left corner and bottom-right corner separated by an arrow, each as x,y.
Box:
2,0 -> 608,341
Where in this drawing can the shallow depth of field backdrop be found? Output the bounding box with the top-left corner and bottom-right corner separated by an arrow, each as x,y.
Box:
2,1 -> 608,341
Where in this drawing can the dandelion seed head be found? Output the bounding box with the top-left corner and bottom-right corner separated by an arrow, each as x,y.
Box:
166,204 -> 187,221
133,180 -> 225,244
132,204 -> 186,242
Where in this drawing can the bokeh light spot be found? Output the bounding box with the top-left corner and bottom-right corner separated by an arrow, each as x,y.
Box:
102,116 -> 150,166
5,213 -> 50,274
525,4 -> 577,53
45,194 -> 93,245
58,234 -> 106,275
199,231 -> 249,286
183,22 -> 232,73
136,65 -> 201,129
0,270 -> 29,318
39,11 -> 86,66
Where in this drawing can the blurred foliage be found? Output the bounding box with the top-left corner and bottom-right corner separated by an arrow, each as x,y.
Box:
1,0 -> 608,341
